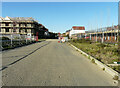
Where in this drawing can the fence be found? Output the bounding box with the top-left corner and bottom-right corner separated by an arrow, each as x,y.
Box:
0,39 -> 36,50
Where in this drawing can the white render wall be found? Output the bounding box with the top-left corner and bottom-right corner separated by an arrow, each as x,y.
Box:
69,28 -> 85,37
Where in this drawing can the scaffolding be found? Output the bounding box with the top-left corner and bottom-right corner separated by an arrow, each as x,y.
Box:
86,25 -> 119,44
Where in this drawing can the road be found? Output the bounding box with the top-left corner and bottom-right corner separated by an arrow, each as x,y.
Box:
1,40 -> 118,86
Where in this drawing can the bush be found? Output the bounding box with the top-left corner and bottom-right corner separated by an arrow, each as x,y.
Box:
112,49 -> 119,56
76,49 -> 79,51
0,37 -> 10,40
71,39 -> 92,44
91,59 -> 95,63
96,57 -> 101,62
102,68 -> 105,71
113,75 -> 119,80
14,37 -> 20,40
88,55 -> 91,59
111,66 -> 120,73
97,43 -> 106,49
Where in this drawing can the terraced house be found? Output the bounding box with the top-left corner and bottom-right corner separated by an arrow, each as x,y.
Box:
0,16 -> 39,38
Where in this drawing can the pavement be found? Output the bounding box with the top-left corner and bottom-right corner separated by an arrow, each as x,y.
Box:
1,39 -> 119,86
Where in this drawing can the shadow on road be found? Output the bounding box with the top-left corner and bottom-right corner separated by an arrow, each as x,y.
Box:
0,41 -> 51,71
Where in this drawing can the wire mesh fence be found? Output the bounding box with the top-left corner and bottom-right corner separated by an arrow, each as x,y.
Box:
0,34 -> 37,50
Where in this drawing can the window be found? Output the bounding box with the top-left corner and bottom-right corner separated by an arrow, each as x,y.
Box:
6,28 -> 9,32
13,29 -> 16,32
13,23 -> 16,26
21,24 -> 25,27
5,23 -> 9,26
31,24 -> 34,27
25,29 -> 27,32
25,24 -> 27,27
27,24 -> 31,27
19,29 -> 21,32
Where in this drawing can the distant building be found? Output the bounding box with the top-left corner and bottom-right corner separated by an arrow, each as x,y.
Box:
69,26 -> 85,39
65,30 -> 71,36
38,24 -> 49,39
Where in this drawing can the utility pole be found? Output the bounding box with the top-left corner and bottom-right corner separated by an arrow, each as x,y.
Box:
118,1 -> 120,64
90,24 -> 92,41
96,24 -> 98,42
118,2 -> 120,45
96,17 -> 98,43
100,11 -> 103,43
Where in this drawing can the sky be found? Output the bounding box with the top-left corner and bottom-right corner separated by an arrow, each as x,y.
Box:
2,2 -> 118,33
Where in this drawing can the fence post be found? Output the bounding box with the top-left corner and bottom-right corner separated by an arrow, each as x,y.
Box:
11,34 -> 12,47
96,29 -> 98,42
19,34 -> 21,46
26,34 -> 27,44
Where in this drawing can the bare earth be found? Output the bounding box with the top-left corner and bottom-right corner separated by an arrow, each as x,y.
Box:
1,39 -> 117,86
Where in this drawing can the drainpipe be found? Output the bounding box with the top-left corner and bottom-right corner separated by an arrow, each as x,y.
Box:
11,33 -> 12,47
96,29 -> 97,42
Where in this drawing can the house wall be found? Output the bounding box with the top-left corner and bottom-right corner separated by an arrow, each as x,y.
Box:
69,29 -> 85,38
90,33 -> 118,43
0,22 -> 38,35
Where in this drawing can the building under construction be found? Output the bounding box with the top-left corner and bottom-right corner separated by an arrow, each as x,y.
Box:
0,16 -> 49,39
86,25 -> 119,43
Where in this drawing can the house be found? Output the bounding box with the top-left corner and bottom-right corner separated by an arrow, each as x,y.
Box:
0,16 -> 40,39
0,16 -> 51,39
69,26 -> 85,39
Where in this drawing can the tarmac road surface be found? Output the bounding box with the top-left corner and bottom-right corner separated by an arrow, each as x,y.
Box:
1,40 -> 118,86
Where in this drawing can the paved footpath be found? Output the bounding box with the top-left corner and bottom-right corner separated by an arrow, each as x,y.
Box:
1,40 -> 118,86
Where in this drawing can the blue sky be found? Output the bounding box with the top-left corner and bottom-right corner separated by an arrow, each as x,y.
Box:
2,2 -> 118,33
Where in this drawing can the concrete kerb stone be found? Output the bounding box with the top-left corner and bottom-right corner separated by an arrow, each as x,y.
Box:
68,43 -> 120,81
